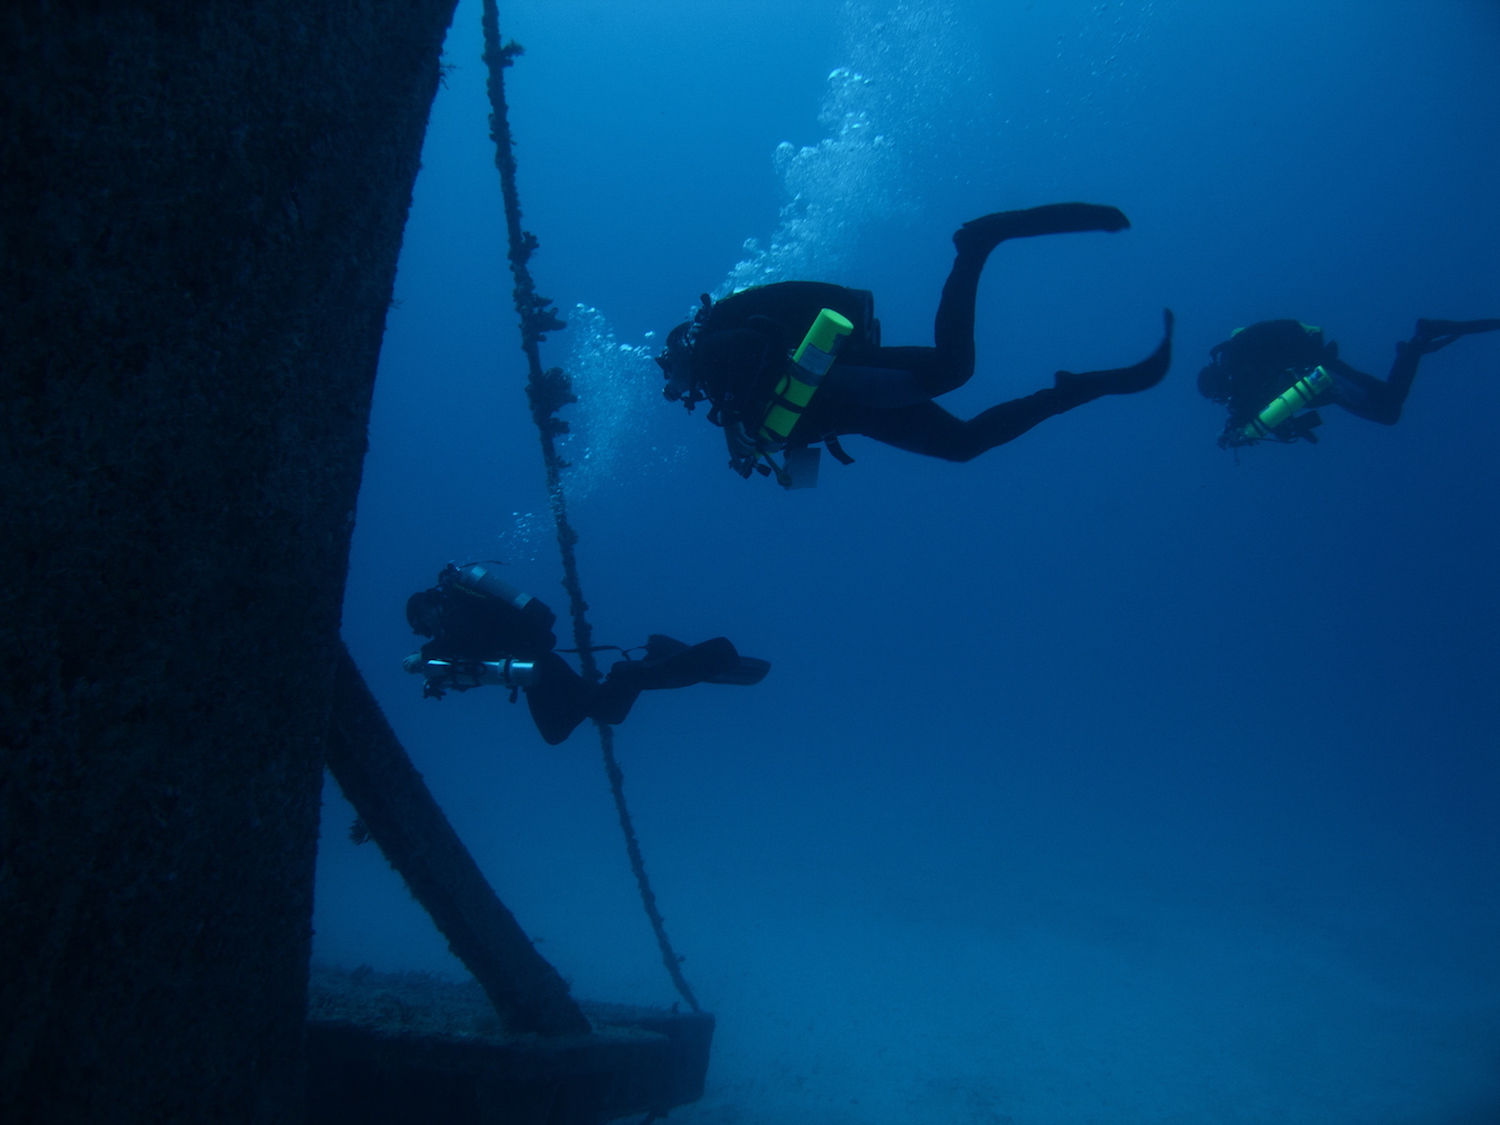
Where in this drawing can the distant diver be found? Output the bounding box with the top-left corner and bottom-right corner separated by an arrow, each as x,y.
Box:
656,202 -> 1174,488
1198,317 -> 1500,449
404,563 -> 770,745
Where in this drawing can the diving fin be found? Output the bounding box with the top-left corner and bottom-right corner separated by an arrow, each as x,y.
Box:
954,202 -> 1130,256
1055,308 -> 1175,398
611,635 -> 740,690
640,634 -> 768,685
1413,317 -> 1500,354
640,633 -> 690,660
707,656 -> 771,686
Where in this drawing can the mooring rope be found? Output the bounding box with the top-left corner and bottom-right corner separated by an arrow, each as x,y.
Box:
480,0 -> 701,1014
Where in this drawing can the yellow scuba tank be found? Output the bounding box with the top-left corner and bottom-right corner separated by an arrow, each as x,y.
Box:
1235,365 -> 1333,444
759,308 -> 854,445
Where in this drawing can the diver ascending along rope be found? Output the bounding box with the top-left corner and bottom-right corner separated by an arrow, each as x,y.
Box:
477,0 -> 739,1013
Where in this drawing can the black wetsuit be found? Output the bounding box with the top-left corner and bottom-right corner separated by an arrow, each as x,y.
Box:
1201,318 -> 1500,446
410,572 -> 595,745
408,564 -> 764,745
686,205 -> 1172,463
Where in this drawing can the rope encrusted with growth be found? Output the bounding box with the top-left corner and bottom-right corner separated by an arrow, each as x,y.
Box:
480,0 -> 700,1014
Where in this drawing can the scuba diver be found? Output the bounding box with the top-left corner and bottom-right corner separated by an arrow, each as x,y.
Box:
1198,317 -> 1500,449
404,562 -> 770,745
656,202 -> 1174,487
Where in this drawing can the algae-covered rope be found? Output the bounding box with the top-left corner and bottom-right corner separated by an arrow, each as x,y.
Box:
479,0 -> 701,1014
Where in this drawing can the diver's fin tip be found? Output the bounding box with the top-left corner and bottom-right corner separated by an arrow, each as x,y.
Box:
708,656 -> 771,686
1412,317 -> 1500,353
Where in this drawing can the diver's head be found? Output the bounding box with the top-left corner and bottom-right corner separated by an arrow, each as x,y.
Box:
656,320 -> 699,404
406,589 -> 446,637
656,293 -> 714,408
1197,362 -> 1232,403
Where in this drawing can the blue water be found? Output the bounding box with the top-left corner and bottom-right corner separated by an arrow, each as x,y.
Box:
315,2 -> 1500,1121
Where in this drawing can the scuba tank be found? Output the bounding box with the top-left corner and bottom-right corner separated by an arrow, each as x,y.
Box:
443,562 -> 533,610
1229,365 -> 1333,446
760,307 -> 855,445
731,307 -> 854,489
430,561 -> 559,656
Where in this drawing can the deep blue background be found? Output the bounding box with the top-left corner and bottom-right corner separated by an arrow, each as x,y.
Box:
316,2 -> 1500,1121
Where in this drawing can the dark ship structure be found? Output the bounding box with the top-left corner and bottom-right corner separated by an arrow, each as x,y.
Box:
1,3 -> 710,1122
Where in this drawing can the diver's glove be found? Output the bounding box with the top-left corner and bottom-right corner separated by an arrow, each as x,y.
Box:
725,421 -> 767,477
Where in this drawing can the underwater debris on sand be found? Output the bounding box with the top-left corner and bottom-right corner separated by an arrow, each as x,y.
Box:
307,965 -> 715,1125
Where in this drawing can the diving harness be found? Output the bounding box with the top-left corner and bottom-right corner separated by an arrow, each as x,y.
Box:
660,297 -> 854,489
1221,365 -> 1334,448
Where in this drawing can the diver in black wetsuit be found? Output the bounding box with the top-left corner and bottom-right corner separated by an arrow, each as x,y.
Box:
656,202 -> 1173,481
404,563 -> 769,745
1198,317 -> 1500,448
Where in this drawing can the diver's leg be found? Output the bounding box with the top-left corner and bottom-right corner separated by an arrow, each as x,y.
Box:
1323,353 -> 1407,425
589,637 -> 743,726
852,402 -> 983,461
831,346 -> 949,405
524,652 -> 593,745
924,259 -> 980,397
587,678 -> 641,728
924,203 -> 1132,399
852,398 -> 1062,462
1333,318 -> 1500,425
854,316 -> 1172,462
860,389 -> 1123,462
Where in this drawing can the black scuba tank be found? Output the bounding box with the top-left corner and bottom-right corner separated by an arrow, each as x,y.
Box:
440,562 -> 559,657
445,562 -> 533,610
